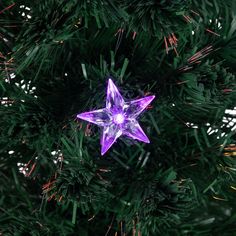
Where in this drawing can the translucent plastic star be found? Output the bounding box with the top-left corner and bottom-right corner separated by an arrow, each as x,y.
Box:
77,78 -> 155,155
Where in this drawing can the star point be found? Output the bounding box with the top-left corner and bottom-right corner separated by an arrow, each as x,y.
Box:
77,79 -> 155,155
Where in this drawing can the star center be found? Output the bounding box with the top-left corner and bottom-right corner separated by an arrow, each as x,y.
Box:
113,113 -> 125,124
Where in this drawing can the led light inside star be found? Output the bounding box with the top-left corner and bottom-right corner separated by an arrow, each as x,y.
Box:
113,113 -> 125,124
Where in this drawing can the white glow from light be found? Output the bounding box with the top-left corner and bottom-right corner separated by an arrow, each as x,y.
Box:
208,130 -> 215,135
221,132 -> 226,137
225,109 -> 236,115
10,73 -> 16,79
113,113 -> 125,124
51,151 -> 57,155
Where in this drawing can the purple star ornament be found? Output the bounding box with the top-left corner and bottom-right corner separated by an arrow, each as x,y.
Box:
77,78 -> 155,155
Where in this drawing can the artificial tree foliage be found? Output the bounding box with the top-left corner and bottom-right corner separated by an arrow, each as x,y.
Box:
0,0 -> 236,235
